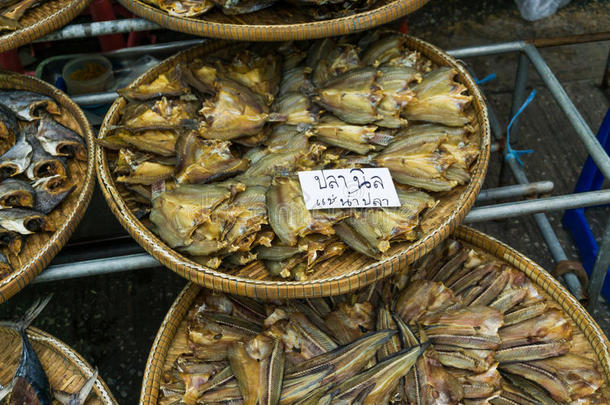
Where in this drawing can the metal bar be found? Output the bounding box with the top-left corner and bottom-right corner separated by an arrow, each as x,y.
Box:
486,97 -> 582,297
447,41 -> 526,59
103,38 -> 205,58
524,44 -> 610,180
35,19 -> 161,42
32,253 -> 160,283
587,218 -> 610,313
464,190 -> 610,223
509,52 -> 530,143
476,181 -> 554,203
72,92 -> 118,105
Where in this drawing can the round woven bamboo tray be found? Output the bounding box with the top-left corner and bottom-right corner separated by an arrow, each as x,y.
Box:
0,72 -> 96,303
0,0 -> 93,53
96,35 -> 491,300
138,225 -> 610,405
0,325 -> 117,404
117,0 -> 428,41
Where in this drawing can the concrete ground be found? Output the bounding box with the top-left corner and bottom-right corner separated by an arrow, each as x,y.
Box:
1,0 -> 609,403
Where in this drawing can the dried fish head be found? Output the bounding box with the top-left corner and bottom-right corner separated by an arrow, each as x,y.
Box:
324,301 -> 374,345
0,208 -> 54,235
0,90 -> 60,121
314,67 -> 383,125
123,97 -> 197,131
150,182 -> 240,248
199,79 -> 275,140
35,116 -> 86,161
396,279 -> 462,323
24,125 -> 68,181
32,175 -> 75,214
115,149 -> 174,185
0,178 -> 34,209
175,131 -> 248,184
119,66 -> 190,100
498,308 -> 572,349
219,50 -> 282,103
114,128 -> 178,157
0,129 -> 32,179
313,115 -> 378,155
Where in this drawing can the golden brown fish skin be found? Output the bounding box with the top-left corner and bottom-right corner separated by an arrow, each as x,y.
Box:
313,115 -> 378,155
311,43 -> 362,87
375,66 -> 420,128
122,97 -> 198,131
142,0 -> 213,17
405,67 -> 473,127
115,151 -> 175,186
279,369 -> 329,405
173,356 -> 227,405
0,208 -> 55,235
324,301 -> 374,345
279,67 -> 312,97
314,67 -> 383,125
266,176 -> 334,246
450,363 -> 502,399
501,372 -> 562,405
0,178 -> 34,209
199,79 -> 274,141
503,302 -> 547,326
111,129 -> 178,157
396,279 -> 462,323
412,348 -> 464,405
498,362 -> 571,403
498,309 -> 572,349
174,131 -> 248,184
273,92 -> 320,126
285,330 -> 396,385
150,182 -> 239,248
119,66 -> 190,100
421,306 -> 503,350
433,345 -> 495,373
218,50 -> 282,103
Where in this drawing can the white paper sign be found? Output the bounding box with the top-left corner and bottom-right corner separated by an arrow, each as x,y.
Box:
297,168 -> 401,210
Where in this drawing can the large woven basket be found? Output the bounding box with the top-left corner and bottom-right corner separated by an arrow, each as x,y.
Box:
138,225 -> 610,405
118,0 -> 428,41
0,325 -> 117,404
0,0 -> 93,53
0,72 -> 96,302
96,35 -> 491,299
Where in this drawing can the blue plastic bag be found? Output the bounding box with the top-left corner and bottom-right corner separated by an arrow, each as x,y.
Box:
514,0 -> 571,21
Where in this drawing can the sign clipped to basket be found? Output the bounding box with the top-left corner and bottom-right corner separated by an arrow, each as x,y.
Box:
297,168 -> 400,209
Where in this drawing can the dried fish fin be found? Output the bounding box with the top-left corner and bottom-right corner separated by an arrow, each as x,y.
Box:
119,66 -> 190,100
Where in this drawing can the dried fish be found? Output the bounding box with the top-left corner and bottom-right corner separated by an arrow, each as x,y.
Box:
122,98 -> 197,131
115,149 -> 174,185
0,251 -> 11,278
405,67 -> 472,127
0,225 -> 22,254
35,116 -> 86,161
396,279 -> 462,323
273,92 -> 319,126
0,178 -> 34,209
0,103 -> 18,155
24,125 -> 68,181
53,369 -> 99,405
0,90 -> 60,121
264,125 -> 310,152
119,66 -> 190,100
313,115 -> 378,155
0,208 -> 54,235
0,127 -> 32,179
112,129 -> 178,157
324,301 -> 374,345
32,175 -> 75,214
314,67 -> 382,125
217,50 -> 282,102
175,131 -> 248,184
266,176 -> 334,246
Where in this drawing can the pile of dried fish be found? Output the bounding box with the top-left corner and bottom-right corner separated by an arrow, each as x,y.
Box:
0,296 -> 100,405
158,239 -> 606,405
142,0 -> 381,20
100,31 -> 481,280
0,0 -> 46,32
0,90 -> 85,279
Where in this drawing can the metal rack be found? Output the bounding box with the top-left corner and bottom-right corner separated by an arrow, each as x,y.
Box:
27,23 -> 610,312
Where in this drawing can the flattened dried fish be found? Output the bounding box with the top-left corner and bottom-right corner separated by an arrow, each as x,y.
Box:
264,125 -> 310,152
405,67 -> 472,127
218,51 -> 281,102
35,116 -> 86,161
24,125 -> 68,181
115,149 -> 174,185
199,80 -> 280,140
0,103 -> 18,155
279,67 -> 312,97
396,279 -> 462,323
313,115 -> 378,155
175,131 -> 248,184
273,92 -> 319,126
119,66 -> 190,100
54,369 -> 99,405
32,175 -> 75,214
122,98 -> 197,131
324,301 -> 374,345
0,225 -> 21,254
266,176 -> 334,246
375,66 -> 420,128
0,128 -> 32,179
314,67 -> 382,125
114,129 -> 178,157
0,208 -> 54,234
0,90 -> 60,121
0,178 -> 34,209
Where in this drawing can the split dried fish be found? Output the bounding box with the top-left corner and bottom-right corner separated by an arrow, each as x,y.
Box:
119,66 -> 190,100
0,178 -> 34,209
32,175 -> 75,214
0,207 -> 54,234
35,116 -> 86,161
0,127 -> 32,179
0,90 -> 60,121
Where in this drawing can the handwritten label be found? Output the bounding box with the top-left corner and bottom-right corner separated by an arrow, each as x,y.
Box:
297,168 -> 401,210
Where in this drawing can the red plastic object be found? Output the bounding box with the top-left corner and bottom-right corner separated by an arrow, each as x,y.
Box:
0,49 -> 23,72
89,0 -> 126,51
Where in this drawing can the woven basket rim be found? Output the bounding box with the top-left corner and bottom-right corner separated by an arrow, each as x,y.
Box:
138,225 -> 610,405
0,325 -> 117,404
117,0 -> 429,41
0,72 -> 96,303
96,35 -> 491,299
0,0 -> 93,53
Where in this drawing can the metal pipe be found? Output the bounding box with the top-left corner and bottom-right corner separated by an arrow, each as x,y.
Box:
464,190 -> 610,223
72,92 -> 118,105
509,52 -> 530,143
35,19 -> 161,42
587,218 -> 610,313
447,41 -> 526,59
476,181 -> 554,203
32,253 -> 160,283
103,38 -> 205,58
530,32 -> 610,48
524,44 -> 610,180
